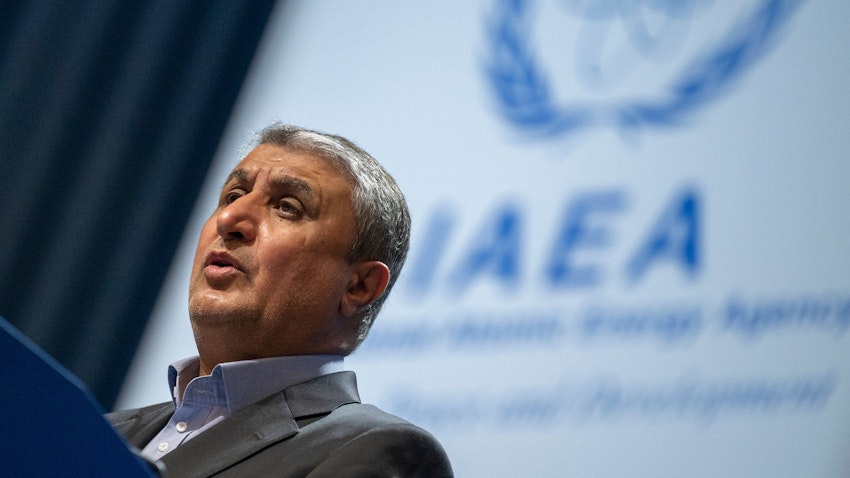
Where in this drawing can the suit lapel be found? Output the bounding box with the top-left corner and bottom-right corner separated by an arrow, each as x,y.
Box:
159,371 -> 360,478
110,402 -> 175,449
159,391 -> 298,478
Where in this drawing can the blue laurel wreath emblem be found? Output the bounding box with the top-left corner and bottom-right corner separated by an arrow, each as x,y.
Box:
484,0 -> 805,139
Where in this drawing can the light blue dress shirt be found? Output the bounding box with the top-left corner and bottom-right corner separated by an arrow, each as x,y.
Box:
140,354 -> 345,462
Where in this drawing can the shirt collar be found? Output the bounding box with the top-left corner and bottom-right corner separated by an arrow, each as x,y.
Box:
167,354 -> 345,413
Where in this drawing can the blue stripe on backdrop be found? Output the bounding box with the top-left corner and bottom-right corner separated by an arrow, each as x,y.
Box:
0,0 -> 279,410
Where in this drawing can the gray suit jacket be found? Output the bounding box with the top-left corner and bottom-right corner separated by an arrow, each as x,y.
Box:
108,371 -> 453,477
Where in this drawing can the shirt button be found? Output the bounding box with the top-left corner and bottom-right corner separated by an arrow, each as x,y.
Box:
176,421 -> 188,433
157,442 -> 169,452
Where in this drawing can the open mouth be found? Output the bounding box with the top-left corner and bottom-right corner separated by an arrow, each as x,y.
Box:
203,251 -> 244,283
205,251 -> 242,271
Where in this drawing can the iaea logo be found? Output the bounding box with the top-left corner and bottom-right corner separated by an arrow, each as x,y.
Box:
484,0 -> 805,139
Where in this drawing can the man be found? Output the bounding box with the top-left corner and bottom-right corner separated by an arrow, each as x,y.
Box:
108,124 -> 453,477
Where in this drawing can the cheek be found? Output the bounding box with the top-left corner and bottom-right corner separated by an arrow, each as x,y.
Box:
265,255 -> 349,303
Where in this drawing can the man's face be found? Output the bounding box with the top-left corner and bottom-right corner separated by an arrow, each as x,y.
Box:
188,144 -> 358,358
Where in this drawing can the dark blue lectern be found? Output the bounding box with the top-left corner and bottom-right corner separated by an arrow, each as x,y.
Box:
0,316 -> 156,477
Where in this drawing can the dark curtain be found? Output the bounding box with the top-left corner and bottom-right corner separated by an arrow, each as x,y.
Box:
0,0 -> 278,410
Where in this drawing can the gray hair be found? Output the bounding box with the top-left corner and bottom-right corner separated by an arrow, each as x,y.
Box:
255,124 -> 410,348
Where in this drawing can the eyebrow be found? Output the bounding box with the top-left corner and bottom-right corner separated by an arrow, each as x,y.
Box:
223,168 -> 250,186
269,176 -> 314,199
223,168 -> 314,198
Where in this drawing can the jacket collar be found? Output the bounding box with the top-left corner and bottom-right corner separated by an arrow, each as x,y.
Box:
152,371 -> 359,477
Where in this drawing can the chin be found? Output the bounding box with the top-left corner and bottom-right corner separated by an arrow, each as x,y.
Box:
189,296 -> 247,325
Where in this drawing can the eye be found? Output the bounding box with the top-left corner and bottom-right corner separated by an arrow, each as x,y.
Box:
221,189 -> 245,206
277,198 -> 302,218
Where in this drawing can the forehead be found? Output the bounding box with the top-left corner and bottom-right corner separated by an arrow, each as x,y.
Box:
230,144 -> 352,189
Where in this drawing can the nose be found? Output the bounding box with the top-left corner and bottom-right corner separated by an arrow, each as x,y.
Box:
216,194 -> 258,242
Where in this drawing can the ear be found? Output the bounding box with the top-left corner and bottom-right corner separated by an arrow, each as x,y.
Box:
339,261 -> 390,319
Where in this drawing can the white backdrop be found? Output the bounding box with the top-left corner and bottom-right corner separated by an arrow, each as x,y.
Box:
118,1 -> 850,476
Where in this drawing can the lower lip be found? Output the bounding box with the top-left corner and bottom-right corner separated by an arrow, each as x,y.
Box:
204,264 -> 242,282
